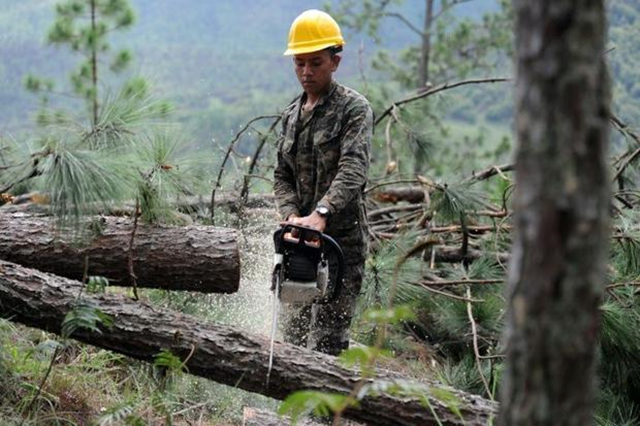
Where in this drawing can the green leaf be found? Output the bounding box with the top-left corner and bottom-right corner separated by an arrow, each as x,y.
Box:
279,391 -> 349,424
153,349 -> 186,373
339,346 -> 391,370
61,302 -> 113,339
364,305 -> 416,325
86,276 -> 110,294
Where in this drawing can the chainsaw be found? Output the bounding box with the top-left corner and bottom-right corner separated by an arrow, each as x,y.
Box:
267,224 -> 344,385
272,224 -> 344,303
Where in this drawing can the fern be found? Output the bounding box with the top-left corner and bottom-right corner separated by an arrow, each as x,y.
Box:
153,349 -> 186,373
86,276 -> 110,294
97,401 -> 142,426
61,302 -> 113,340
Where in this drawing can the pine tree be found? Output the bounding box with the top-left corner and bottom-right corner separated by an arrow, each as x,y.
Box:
26,0 -> 135,127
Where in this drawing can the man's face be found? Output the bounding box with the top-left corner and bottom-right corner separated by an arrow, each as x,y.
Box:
293,50 -> 341,97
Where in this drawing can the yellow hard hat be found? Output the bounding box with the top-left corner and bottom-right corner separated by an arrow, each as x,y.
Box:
284,9 -> 345,56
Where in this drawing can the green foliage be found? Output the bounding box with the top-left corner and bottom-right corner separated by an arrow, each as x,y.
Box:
339,346 -> 392,378
330,0 -> 512,88
430,183 -> 484,222
97,401 -> 145,426
278,391 -> 349,424
364,305 -> 416,325
153,349 -> 187,374
37,140 -> 129,228
132,129 -> 207,224
61,302 -> 113,339
43,0 -> 136,120
86,276 -> 109,293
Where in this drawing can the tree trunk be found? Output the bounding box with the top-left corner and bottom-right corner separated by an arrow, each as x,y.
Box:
0,212 -> 240,293
418,0 -> 433,89
90,0 -> 99,126
0,260 -> 497,426
499,1 -> 610,425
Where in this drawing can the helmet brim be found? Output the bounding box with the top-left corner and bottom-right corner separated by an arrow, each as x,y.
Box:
283,41 -> 345,56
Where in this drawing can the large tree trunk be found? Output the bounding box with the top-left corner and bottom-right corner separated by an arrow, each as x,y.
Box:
0,212 -> 240,293
0,260 -> 497,426
499,1 -> 610,425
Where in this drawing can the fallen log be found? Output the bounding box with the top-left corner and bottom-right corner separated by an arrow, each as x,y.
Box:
0,260 -> 497,426
0,212 -> 239,293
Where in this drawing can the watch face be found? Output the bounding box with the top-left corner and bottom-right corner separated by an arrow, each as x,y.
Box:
317,207 -> 329,216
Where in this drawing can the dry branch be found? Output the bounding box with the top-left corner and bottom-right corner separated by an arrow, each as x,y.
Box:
375,78 -> 510,126
210,115 -> 279,223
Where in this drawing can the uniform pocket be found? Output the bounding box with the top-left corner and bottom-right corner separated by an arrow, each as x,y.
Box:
314,122 -> 342,181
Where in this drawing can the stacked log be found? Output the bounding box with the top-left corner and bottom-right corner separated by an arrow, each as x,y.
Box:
0,212 -> 240,293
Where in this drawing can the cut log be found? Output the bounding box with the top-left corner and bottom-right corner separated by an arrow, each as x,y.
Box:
0,212 -> 239,293
372,187 -> 427,204
0,260 -> 497,426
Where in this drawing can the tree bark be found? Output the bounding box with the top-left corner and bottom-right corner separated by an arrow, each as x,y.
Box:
499,1 -> 610,425
418,0 -> 434,88
242,407 -> 359,426
0,260 -> 497,426
0,212 -> 240,293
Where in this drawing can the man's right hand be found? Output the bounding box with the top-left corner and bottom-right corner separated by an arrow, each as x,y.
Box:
284,212 -> 327,232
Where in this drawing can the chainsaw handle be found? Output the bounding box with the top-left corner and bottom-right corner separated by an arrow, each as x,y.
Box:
320,233 -> 345,303
277,224 -> 322,247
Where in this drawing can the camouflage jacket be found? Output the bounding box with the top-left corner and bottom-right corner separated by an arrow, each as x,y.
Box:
274,81 -> 373,262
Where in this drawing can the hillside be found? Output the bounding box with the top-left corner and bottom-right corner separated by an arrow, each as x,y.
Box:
1,0 -> 639,144
0,0 -> 497,139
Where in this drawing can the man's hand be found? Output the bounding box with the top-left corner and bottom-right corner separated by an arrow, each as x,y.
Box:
285,211 -> 327,232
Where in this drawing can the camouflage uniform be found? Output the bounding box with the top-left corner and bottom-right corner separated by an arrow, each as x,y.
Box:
274,80 -> 373,355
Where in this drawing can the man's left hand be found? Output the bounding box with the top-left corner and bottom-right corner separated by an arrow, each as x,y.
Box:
288,211 -> 327,232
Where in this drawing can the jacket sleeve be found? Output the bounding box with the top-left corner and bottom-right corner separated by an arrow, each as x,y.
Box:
273,115 -> 301,220
318,100 -> 373,215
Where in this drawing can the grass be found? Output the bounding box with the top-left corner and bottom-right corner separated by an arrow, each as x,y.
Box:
0,318 -> 277,425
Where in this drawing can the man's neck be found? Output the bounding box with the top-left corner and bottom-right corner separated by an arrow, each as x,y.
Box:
303,81 -> 333,109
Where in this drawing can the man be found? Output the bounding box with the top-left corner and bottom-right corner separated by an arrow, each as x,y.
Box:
274,9 -> 373,356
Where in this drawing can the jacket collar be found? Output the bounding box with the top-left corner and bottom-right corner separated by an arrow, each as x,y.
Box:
297,80 -> 339,112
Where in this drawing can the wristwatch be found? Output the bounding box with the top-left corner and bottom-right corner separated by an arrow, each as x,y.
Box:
315,205 -> 330,217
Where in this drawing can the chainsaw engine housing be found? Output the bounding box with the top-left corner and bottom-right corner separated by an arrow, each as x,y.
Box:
272,225 -> 343,304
